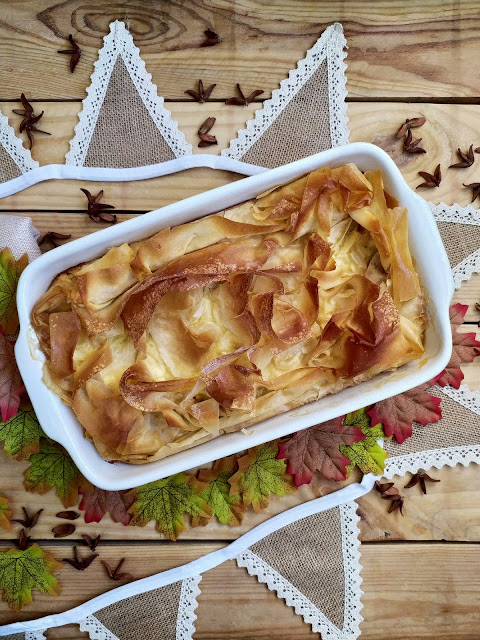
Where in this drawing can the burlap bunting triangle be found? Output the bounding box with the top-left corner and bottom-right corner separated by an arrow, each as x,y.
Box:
0,110 -> 38,182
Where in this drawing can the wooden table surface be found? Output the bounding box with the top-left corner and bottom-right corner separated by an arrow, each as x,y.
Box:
1,1 -> 480,638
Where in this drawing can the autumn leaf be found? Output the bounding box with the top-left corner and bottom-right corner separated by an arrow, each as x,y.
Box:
367,383 -> 442,444
0,493 -> 12,531
78,486 -> 134,525
0,543 -> 63,611
0,330 -> 25,423
127,473 -> 210,540
192,456 -> 244,527
228,442 -> 294,512
0,404 -> 44,460
0,248 -> 28,335
277,418 -> 365,486
432,303 -> 480,389
339,409 -> 389,475
23,439 -> 89,507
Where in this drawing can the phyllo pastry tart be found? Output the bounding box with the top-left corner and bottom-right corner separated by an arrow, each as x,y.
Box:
32,164 -> 426,463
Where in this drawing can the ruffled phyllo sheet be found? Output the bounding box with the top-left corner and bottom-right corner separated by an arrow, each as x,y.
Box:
32,164 -> 426,463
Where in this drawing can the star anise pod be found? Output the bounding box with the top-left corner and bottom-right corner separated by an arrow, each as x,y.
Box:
63,546 -> 98,570
57,34 -> 81,73
201,28 -> 220,47
52,523 -> 76,538
417,164 -> 441,188
185,79 -> 216,103
396,117 -> 426,138
102,558 -> 133,581
449,145 -> 475,168
80,188 -> 116,224
12,94 -> 51,149
56,510 -> 79,520
12,507 -> 43,529
475,147 -> 480,154
225,84 -> 264,106
39,231 -> 72,250
17,529 -> 31,551
404,471 -> 440,494
198,116 -> 218,147
403,129 -> 426,154
374,481 -> 404,515
82,533 -> 101,551
463,182 -> 480,203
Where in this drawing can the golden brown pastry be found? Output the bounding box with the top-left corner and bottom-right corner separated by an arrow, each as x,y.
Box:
32,164 -> 426,463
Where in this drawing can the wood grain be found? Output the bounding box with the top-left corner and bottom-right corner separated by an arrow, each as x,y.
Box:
0,1 -> 479,99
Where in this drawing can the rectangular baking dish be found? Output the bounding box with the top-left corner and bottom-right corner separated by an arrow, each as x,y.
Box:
15,143 -> 454,490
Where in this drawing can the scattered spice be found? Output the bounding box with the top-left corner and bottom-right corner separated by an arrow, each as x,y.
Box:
416,164 -> 441,189
374,481 -> 404,515
463,182 -> 480,203
12,94 -> 51,149
39,232 -> 72,249
52,523 -> 76,538
57,34 -> 81,73
197,117 -> 218,147
185,79 -> 216,103
225,84 -> 264,106
17,529 -> 31,551
56,510 -> 79,520
201,28 -> 220,47
82,533 -> 101,551
12,507 -> 43,529
449,145 -> 475,169
62,546 -> 98,570
396,117 -> 426,138
102,558 -> 133,581
404,471 -> 440,494
403,129 -> 426,154
80,188 -> 116,224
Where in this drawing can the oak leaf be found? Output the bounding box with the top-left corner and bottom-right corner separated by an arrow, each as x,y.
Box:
0,330 -> 25,423
192,455 -> 244,527
0,543 -> 62,611
127,473 -> 210,540
78,486 -> 134,525
0,493 -> 12,531
228,442 -> 294,512
0,248 -> 28,335
339,409 -> 389,475
432,303 -> 480,389
0,404 -> 44,460
277,418 -> 365,485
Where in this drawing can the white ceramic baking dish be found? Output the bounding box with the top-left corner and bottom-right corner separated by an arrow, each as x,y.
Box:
15,143 -> 453,490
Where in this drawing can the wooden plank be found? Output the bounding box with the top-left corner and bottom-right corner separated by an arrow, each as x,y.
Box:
2,101 -> 480,211
0,1 -> 479,99
0,542 -> 478,640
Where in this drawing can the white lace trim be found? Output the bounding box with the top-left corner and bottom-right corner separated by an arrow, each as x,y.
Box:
451,247 -> 480,289
79,615 -> 120,640
430,201 -> 480,225
383,445 -> 480,478
25,632 -> 47,640
176,575 -> 202,640
235,501 -> 363,640
222,23 -> 349,160
0,110 -> 39,173
65,20 -> 191,166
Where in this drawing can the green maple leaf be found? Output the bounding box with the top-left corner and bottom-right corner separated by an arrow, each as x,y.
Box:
229,442 -> 294,512
127,473 -> 211,540
192,455 -> 244,527
0,543 -> 63,611
0,492 -> 12,531
23,439 -> 89,507
339,408 -> 389,475
0,405 -> 44,460
0,248 -> 28,335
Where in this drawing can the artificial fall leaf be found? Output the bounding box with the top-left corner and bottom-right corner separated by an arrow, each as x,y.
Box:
339,409 -> 389,476
23,439 -> 90,507
277,419 -> 365,486
0,493 -> 12,531
78,486 -> 134,525
367,382 -> 442,444
192,455 -> 244,527
0,330 -> 25,423
228,442 -> 294,513
127,473 -> 210,540
0,404 -> 44,460
0,543 -> 62,611
0,248 -> 28,334
432,303 -> 480,389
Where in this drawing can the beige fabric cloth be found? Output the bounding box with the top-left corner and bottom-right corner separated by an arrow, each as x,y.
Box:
0,145 -> 22,182
436,221 -> 480,268
84,56 -> 177,168
0,214 -> 41,260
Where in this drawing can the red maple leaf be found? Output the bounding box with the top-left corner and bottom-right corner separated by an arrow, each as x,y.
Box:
0,330 -> 24,423
367,382 -> 442,444
277,418 -> 365,486
79,486 -> 134,526
431,303 -> 480,389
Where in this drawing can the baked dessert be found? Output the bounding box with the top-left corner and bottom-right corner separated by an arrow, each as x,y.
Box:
32,164 -> 426,463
